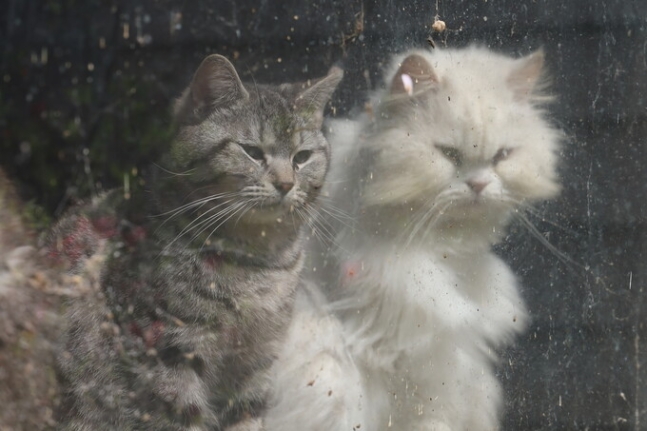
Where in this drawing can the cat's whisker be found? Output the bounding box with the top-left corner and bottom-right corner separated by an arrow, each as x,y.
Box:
152,162 -> 197,178
400,197 -> 451,248
316,204 -> 357,233
301,206 -> 339,246
402,209 -> 432,247
173,206 -> 240,254
305,196 -> 355,236
181,187 -> 241,204
319,177 -> 356,185
317,198 -> 356,221
233,201 -> 256,226
511,209 -> 617,292
499,195 -> 582,239
166,199 -> 236,241
186,202 -> 244,245
294,208 -> 319,241
491,197 -> 611,293
164,200 -> 239,252
199,203 -> 250,253
151,191 -> 238,219
300,204 -> 351,253
414,201 -> 453,247
512,200 -> 577,236
513,211 -> 580,269
154,197 -> 232,241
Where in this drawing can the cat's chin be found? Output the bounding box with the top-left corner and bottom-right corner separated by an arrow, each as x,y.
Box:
240,203 -> 298,224
443,197 -> 510,220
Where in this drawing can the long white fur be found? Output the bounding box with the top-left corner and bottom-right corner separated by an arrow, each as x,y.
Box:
266,46 -> 561,431
264,282 -> 367,431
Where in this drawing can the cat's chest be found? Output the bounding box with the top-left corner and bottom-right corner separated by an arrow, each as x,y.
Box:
105,242 -> 301,354
349,246 -> 507,313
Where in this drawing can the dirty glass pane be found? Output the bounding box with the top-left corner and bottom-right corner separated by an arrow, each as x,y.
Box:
0,0 -> 645,430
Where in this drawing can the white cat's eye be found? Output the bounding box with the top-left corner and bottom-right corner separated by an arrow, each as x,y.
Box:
492,147 -> 513,165
436,145 -> 463,167
240,144 -> 265,162
292,150 -> 312,168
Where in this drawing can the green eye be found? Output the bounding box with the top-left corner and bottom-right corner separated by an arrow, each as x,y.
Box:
436,145 -> 463,167
240,144 -> 264,161
293,150 -> 312,166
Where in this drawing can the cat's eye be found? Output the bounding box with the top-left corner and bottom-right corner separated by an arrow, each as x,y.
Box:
240,144 -> 265,161
436,145 -> 463,167
492,147 -> 513,165
292,150 -> 312,167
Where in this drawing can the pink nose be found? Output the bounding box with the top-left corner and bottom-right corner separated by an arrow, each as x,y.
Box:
275,181 -> 294,195
467,179 -> 490,194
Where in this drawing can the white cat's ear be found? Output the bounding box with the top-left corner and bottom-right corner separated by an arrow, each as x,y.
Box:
174,54 -> 249,122
507,49 -> 545,102
390,54 -> 439,96
290,66 -> 344,128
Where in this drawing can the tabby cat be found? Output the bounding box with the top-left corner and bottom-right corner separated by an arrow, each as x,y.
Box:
52,54 -> 342,431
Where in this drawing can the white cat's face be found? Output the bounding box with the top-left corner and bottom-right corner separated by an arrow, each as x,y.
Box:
361,47 -> 560,238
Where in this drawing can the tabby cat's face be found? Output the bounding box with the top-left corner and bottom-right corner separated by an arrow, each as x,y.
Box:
163,55 -> 342,233
173,89 -> 330,221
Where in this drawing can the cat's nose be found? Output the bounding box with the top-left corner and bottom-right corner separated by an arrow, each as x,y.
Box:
467,179 -> 490,194
275,181 -> 294,196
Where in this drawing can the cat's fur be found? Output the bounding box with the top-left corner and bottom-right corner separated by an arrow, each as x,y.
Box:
53,54 -> 342,431
267,46 -> 561,430
263,280 -> 366,431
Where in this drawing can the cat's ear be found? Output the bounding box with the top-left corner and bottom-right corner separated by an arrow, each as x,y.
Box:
288,66 -> 344,128
390,54 -> 439,96
507,49 -> 545,102
174,54 -> 249,122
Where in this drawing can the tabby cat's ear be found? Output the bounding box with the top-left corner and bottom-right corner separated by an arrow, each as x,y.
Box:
287,66 -> 344,128
390,54 -> 439,96
174,54 -> 249,123
507,49 -> 545,102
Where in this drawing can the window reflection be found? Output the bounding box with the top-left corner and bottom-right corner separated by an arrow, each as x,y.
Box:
0,1 -> 644,430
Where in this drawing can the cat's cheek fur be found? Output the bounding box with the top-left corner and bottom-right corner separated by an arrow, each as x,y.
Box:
296,154 -> 328,192
497,150 -> 560,201
363,143 -> 448,207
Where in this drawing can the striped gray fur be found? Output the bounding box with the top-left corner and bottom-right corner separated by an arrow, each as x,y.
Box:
54,54 -> 342,431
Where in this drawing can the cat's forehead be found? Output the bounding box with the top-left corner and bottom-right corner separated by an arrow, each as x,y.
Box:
429,91 -> 530,153
202,89 -> 295,137
248,89 -> 300,134
392,102 -> 527,164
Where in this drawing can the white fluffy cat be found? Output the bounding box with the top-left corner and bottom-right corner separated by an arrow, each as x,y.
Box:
265,46 -> 562,431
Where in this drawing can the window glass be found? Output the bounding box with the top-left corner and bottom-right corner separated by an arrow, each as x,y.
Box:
0,1 -> 644,429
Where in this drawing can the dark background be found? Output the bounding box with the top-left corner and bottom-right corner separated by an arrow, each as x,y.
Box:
1,1 -> 646,429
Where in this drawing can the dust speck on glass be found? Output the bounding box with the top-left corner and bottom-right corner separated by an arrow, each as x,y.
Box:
0,1 -> 644,431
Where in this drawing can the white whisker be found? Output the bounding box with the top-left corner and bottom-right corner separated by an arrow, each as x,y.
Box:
514,211 -> 579,268
163,200 -> 239,252
200,203 -> 250,252
172,199 -> 236,241
151,191 -> 238,218
303,206 -> 338,245
400,196 -> 452,248
152,162 -> 197,178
